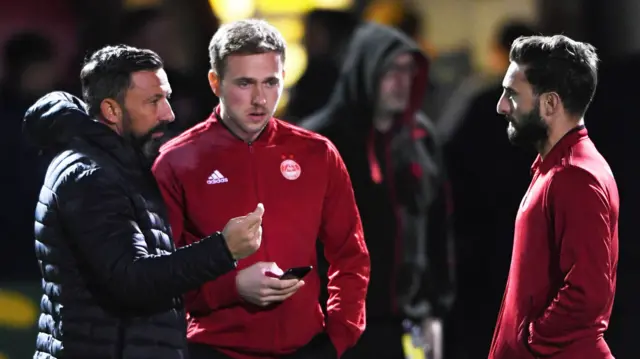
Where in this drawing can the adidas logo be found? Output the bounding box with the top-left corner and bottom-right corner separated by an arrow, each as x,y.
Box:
206,170 -> 228,185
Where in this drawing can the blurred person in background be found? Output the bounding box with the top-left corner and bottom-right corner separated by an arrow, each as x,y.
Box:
22,44 -> 264,359
438,20 -> 538,143
0,31 -> 60,280
119,6 -> 218,153
363,1 -> 442,121
392,7 -> 443,121
284,9 -> 358,123
489,35 -> 618,359
439,20 -> 537,359
153,19 -> 370,359
0,32 -> 58,113
300,22 -> 455,359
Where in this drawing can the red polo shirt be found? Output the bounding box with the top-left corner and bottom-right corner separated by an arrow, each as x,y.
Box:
489,126 -> 619,359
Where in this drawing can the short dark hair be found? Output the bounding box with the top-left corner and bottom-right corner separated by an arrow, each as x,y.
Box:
80,45 -> 163,118
509,35 -> 599,116
208,19 -> 286,78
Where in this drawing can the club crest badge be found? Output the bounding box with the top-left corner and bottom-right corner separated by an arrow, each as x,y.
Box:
280,159 -> 301,180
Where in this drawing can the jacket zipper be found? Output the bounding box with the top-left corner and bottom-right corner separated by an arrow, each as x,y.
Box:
248,142 -> 261,203
248,141 -> 278,351
248,142 -> 264,253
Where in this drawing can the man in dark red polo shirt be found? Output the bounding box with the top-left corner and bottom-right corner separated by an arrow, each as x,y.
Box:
488,35 -> 619,359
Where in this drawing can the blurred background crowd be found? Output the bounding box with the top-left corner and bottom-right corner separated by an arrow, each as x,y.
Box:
1,0 -> 639,358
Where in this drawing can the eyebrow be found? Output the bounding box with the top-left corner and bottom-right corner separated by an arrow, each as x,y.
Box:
503,86 -> 518,95
147,91 -> 172,102
234,76 -> 279,84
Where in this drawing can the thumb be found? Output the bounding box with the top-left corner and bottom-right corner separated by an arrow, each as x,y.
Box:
260,262 -> 283,276
252,203 -> 265,218
244,203 -> 264,226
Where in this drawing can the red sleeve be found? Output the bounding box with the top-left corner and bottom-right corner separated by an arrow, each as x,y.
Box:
319,142 -> 371,357
526,167 -> 616,356
152,153 -> 241,313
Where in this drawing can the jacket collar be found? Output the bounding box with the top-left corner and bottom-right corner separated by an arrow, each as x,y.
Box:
212,105 -> 277,146
531,125 -> 587,174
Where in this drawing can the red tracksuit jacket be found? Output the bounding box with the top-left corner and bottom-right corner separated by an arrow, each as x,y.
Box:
152,110 -> 370,359
489,127 -> 619,359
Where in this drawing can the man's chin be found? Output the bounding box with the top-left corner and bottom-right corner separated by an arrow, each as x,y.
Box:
507,130 -> 526,147
507,129 -> 546,152
385,104 -> 407,114
140,135 -> 169,160
242,117 -> 270,133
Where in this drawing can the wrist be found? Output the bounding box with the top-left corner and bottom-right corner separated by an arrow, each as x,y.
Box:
216,231 -> 238,265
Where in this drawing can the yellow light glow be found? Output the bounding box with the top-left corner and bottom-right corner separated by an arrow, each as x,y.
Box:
276,90 -> 290,117
0,290 -> 38,328
283,43 -> 307,88
258,0 -> 313,14
313,0 -> 352,9
363,0 -> 403,25
209,0 -> 256,23
267,18 -> 305,43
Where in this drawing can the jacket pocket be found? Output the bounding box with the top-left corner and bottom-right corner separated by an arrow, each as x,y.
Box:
517,296 -> 538,359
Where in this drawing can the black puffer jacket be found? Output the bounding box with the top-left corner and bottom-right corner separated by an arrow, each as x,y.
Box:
24,92 -> 237,359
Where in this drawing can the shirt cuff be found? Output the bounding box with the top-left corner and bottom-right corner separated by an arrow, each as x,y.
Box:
327,321 -> 352,358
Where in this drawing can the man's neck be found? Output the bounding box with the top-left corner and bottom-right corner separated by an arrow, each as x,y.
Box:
98,117 -> 127,138
537,116 -> 584,158
219,106 -> 262,143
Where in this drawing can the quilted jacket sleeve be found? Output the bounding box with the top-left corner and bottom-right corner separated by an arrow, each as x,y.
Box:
56,164 -> 237,310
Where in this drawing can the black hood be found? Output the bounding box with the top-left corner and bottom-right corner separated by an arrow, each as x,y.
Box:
300,22 -> 430,132
22,91 -> 106,150
22,91 -> 147,170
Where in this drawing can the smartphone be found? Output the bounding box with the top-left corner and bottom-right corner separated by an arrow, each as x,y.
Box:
279,266 -> 313,280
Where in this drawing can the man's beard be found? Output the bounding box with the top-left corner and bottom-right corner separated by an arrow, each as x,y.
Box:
122,110 -> 172,161
506,102 -> 549,150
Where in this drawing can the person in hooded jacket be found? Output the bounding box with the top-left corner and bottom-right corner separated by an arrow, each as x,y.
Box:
299,23 -> 456,359
22,44 -> 264,359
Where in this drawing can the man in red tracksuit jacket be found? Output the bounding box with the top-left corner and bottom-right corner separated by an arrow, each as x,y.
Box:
489,35 -> 619,359
152,19 -> 370,359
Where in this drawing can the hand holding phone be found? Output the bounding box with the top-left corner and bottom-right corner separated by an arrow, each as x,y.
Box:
279,266 -> 313,280
236,262 -> 306,307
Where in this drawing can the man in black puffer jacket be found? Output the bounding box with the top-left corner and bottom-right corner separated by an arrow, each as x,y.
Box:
23,45 -> 265,359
